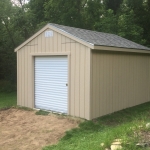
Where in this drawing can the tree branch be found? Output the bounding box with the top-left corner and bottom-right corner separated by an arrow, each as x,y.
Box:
82,0 -> 88,8
2,19 -> 16,48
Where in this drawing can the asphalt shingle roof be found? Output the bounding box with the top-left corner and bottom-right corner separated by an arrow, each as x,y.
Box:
49,23 -> 150,50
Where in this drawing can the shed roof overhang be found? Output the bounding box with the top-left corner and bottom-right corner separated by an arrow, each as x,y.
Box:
93,45 -> 150,54
14,24 -> 94,52
14,24 -> 150,54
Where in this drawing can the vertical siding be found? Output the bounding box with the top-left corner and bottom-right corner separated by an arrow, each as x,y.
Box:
17,28 -> 90,120
70,42 -> 91,119
91,50 -> 150,119
74,43 -> 80,117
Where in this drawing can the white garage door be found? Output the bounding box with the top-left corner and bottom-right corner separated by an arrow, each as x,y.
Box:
35,56 -> 68,113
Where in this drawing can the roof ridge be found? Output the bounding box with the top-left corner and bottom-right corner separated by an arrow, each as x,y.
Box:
49,23 -> 116,36
49,23 -> 150,50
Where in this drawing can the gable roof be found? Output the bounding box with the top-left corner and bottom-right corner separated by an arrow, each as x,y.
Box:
49,23 -> 150,50
15,23 -> 150,52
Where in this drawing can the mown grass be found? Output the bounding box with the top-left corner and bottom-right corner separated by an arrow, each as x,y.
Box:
43,102 -> 150,150
0,92 -> 17,109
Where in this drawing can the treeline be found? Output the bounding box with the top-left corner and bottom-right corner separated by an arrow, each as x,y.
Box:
0,0 -> 150,91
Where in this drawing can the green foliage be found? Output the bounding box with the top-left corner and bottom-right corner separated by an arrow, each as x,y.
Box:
29,0 -> 48,26
0,0 -> 150,92
17,106 -> 33,111
44,0 -> 88,28
43,102 -> 150,150
0,80 -> 16,92
94,9 -> 118,34
84,0 -> 103,29
0,0 -> 35,91
104,0 -> 123,14
35,110 -> 50,116
0,92 -> 16,109
118,9 -> 145,44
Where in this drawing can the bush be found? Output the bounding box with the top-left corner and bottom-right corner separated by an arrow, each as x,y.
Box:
0,80 -> 17,92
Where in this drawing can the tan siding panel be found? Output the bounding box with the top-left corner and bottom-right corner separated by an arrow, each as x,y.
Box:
54,31 -> 58,52
70,43 -> 76,116
21,47 -> 25,106
41,31 -> 45,52
17,52 -> 19,105
50,31 -> 54,52
24,46 -> 28,107
91,51 -> 150,119
98,51 -> 104,116
62,35 -> 66,52
57,33 -> 62,52
79,45 -> 85,118
84,48 -> 91,120
74,43 -> 80,117
17,28 -> 91,119
27,41 -> 33,108
66,37 -> 71,52
17,51 -> 21,106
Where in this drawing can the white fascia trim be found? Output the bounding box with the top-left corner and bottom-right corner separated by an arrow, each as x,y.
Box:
49,25 -> 94,47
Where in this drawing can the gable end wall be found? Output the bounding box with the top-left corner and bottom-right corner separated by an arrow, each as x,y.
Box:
17,28 -> 91,120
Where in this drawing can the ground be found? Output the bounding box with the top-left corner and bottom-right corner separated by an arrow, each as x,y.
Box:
0,108 -> 79,150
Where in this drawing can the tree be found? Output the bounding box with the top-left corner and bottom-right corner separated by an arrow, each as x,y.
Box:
29,0 -> 48,28
44,0 -> 87,28
83,0 -> 103,30
104,0 -> 123,14
94,9 -> 118,34
119,0 -> 149,46
0,0 -> 32,89
117,4 -> 145,44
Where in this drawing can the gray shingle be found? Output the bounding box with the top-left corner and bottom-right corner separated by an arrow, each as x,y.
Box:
49,23 -> 150,50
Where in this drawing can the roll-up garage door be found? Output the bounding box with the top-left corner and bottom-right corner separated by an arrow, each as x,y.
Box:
35,56 -> 68,113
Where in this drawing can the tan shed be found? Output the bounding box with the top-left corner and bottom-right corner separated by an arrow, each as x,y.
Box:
15,23 -> 150,120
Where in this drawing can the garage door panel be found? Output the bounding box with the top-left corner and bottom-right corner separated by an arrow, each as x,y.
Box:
35,56 -> 68,113
35,80 -> 67,83
35,85 -> 67,89
35,100 -> 67,105
35,93 -> 67,99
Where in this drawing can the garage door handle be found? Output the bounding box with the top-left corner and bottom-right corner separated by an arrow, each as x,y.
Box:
66,83 -> 68,86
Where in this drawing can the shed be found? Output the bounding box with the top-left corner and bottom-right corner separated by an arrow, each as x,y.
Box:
15,23 -> 150,120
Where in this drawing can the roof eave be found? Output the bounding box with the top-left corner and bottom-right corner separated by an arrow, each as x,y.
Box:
14,24 -> 50,52
14,24 -> 94,52
93,45 -> 150,54
48,24 -> 94,49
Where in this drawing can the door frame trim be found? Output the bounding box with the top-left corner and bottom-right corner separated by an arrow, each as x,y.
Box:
30,52 -> 71,114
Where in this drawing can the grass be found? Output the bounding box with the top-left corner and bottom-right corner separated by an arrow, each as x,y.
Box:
35,110 -> 50,115
17,106 -> 33,111
0,92 -> 17,109
43,102 -> 150,150
1,92 -> 150,149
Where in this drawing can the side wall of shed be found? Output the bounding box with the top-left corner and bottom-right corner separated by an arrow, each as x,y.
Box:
91,50 -> 150,119
17,28 -> 91,119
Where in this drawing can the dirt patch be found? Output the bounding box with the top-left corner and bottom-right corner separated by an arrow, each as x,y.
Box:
0,108 -> 79,150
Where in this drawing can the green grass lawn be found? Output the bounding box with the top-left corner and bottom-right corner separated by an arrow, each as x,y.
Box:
0,92 -> 17,109
43,102 -> 150,150
1,92 -> 150,149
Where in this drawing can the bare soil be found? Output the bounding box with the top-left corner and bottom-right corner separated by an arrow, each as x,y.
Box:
0,108 -> 79,150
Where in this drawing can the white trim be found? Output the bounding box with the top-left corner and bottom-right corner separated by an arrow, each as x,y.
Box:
30,52 -> 71,56
31,53 -> 70,114
94,45 -> 150,54
54,27 -> 94,46
14,24 -> 150,53
14,24 -> 94,52
14,25 -> 50,52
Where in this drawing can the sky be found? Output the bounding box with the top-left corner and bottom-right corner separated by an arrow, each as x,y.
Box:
11,0 -> 29,6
